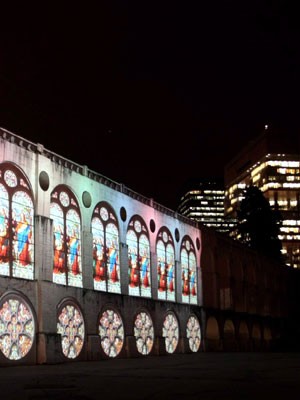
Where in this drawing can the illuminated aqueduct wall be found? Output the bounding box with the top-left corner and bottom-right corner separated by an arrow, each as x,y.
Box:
0,128 -> 203,366
0,128 -> 290,365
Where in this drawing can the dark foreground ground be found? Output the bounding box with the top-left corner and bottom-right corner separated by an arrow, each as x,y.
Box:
1,352 -> 300,400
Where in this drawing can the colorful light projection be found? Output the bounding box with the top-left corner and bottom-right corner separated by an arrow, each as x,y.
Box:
127,217 -> 151,298
92,203 -> 121,293
0,296 -> 35,360
57,303 -> 85,359
98,309 -> 124,357
51,186 -> 82,288
162,312 -> 179,354
156,228 -> 175,301
186,315 -> 201,352
181,237 -> 197,305
0,164 -> 34,280
134,311 -> 154,355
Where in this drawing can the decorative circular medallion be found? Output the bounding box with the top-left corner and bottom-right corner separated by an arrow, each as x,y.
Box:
134,220 -> 142,233
57,304 -> 85,359
4,170 -> 17,187
134,311 -> 154,355
186,315 -> 201,352
162,312 -> 179,354
100,207 -> 109,221
0,297 -> 35,360
99,309 -> 124,358
59,191 -> 70,207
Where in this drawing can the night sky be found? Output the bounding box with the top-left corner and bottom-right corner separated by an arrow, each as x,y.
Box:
1,1 -> 300,210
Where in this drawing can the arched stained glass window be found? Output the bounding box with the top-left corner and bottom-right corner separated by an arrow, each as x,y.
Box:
127,216 -> 151,298
162,311 -> 179,354
0,163 -> 34,280
134,311 -> 154,355
57,301 -> 85,359
0,293 -> 35,360
181,236 -> 197,304
98,308 -> 124,358
186,314 -> 201,352
92,202 -> 120,293
50,186 -> 82,288
156,228 -> 175,301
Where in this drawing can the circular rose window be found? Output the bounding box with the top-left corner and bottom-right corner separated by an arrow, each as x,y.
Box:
0,296 -> 35,360
162,312 -> 179,354
134,311 -> 154,355
57,303 -> 85,359
99,309 -> 124,358
186,315 -> 201,352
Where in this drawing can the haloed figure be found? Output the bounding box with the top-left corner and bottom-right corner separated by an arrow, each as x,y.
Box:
15,212 -> 32,266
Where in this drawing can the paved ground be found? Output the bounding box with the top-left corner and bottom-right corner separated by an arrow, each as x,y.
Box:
1,352 -> 300,399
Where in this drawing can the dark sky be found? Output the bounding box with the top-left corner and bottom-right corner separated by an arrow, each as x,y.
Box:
1,1 -> 300,210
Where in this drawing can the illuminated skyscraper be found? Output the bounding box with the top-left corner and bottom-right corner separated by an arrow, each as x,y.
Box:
224,126 -> 300,268
177,178 -> 235,233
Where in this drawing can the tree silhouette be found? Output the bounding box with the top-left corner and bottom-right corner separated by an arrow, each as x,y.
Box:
237,186 -> 283,262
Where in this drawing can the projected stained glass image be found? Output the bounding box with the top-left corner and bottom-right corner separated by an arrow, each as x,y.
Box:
0,297 -> 35,360
51,186 -> 82,288
162,312 -> 179,354
127,216 -> 151,298
134,311 -> 154,355
0,164 -> 34,280
99,309 -> 124,357
156,228 -> 175,302
186,315 -> 201,352
92,203 -> 121,294
57,304 -> 85,359
181,237 -> 197,305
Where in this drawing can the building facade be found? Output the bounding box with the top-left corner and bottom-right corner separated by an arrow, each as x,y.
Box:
224,127 -> 300,268
0,127 -> 203,366
177,178 -> 235,234
0,127 -> 291,366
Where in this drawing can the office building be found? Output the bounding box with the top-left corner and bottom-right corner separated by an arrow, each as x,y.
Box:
224,126 -> 300,268
177,178 -> 235,233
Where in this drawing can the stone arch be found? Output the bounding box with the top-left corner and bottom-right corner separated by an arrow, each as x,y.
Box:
223,319 -> 237,351
263,325 -> 273,350
201,248 -> 218,308
205,316 -> 220,351
251,322 -> 262,351
238,320 -> 250,351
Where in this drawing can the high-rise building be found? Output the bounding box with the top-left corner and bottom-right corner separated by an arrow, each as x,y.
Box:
177,178 -> 235,233
224,126 -> 300,268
